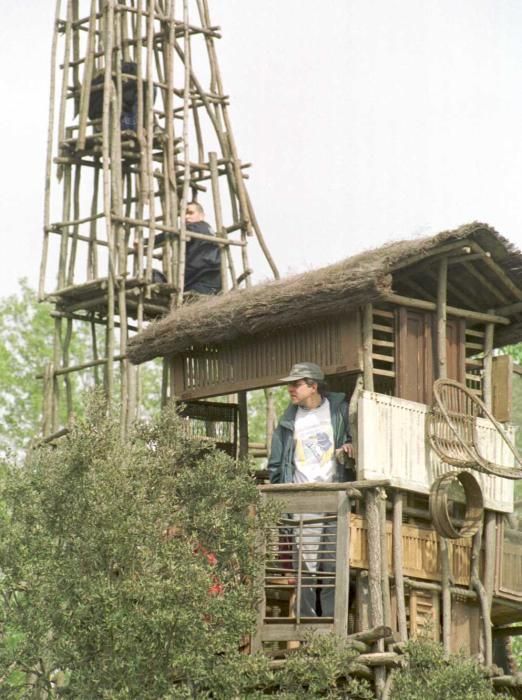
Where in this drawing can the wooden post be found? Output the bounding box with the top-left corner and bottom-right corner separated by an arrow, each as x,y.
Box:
333,491 -> 350,638
483,322 -> 495,409
265,388 -> 277,454
437,257 -> 448,380
471,523 -> 492,666
379,490 -> 392,629
365,488 -> 385,697
238,390 -> 249,458
483,510 -> 497,607
356,571 -> 370,632
362,304 -> 374,392
439,536 -> 452,654
392,491 -> 408,641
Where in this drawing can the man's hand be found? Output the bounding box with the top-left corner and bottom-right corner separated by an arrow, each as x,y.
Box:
335,442 -> 354,463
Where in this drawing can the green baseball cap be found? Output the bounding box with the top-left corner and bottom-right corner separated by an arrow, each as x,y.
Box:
279,362 -> 324,383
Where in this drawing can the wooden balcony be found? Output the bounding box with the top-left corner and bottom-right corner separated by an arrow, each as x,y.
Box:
357,391 -> 515,512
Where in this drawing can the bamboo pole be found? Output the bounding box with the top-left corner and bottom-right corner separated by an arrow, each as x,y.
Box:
52,319 -> 62,432
57,1 -> 74,152
77,0 -> 97,150
176,0 -> 191,306
87,162 -> 100,279
163,0 -> 179,286
209,151 -> 229,292
144,0 -> 157,287
90,317 -> 100,385
392,491 -> 408,641
102,0 -> 115,403
62,318 -> 74,419
66,164 -> 82,284
40,0 -> 63,300
114,215 -> 245,246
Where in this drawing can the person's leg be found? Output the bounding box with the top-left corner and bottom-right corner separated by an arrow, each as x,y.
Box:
294,515 -> 323,618
317,519 -> 337,618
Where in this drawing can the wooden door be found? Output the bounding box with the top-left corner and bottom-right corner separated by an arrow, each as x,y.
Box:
396,309 -> 465,404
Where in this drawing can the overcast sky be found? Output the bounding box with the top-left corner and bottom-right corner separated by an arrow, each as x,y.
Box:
2,0 -> 522,297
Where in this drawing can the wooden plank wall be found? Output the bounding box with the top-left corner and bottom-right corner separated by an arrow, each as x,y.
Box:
173,314 -> 362,399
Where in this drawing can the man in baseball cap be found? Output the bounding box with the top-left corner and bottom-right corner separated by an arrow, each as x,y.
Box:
279,362 -> 325,384
268,361 -> 354,618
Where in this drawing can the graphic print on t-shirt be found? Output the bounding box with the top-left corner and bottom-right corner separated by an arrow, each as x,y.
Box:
295,427 -> 333,466
293,399 -> 336,484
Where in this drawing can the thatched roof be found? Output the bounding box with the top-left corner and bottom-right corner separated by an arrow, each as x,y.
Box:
127,222 -> 522,364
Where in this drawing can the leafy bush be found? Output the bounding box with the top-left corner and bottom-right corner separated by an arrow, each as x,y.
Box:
390,637 -> 508,700
0,397 -> 269,698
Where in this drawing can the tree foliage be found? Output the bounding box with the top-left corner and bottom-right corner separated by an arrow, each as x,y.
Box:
390,637 -> 509,700
0,399 -> 375,699
0,398 -> 267,697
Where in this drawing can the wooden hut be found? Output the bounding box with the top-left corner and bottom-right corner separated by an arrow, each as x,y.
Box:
128,221 -> 522,691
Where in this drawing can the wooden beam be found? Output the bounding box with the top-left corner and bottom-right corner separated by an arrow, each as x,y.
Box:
469,241 -> 522,302
447,251 -> 491,265
382,293 -> 510,325
390,240 -> 473,271
494,300 -> 522,316
462,261 -> 509,305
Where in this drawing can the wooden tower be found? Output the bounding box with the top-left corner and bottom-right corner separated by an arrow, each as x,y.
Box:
38,0 -> 278,439
127,223 -> 522,694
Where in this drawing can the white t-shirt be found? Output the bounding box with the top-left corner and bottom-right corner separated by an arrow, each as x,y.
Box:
293,398 -> 336,484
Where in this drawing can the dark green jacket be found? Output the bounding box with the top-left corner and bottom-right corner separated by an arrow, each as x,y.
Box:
267,392 -> 352,484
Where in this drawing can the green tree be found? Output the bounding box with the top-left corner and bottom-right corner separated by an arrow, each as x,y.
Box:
0,280 -> 56,455
0,281 -> 162,458
0,280 -> 95,456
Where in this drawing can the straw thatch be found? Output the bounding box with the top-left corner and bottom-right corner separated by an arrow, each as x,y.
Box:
127,222 -> 522,364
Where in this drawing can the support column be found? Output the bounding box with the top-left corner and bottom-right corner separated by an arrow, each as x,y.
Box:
238,390 -> 249,458
392,491 -> 408,641
483,322 -> 495,409
437,257 -> 448,380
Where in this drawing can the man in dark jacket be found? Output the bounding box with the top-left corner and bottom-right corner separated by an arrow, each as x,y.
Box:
88,62 -> 151,132
141,202 -> 222,294
268,362 -> 354,618
183,202 -> 222,295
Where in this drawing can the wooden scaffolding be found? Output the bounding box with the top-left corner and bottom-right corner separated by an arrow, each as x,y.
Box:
38,0 -> 278,437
